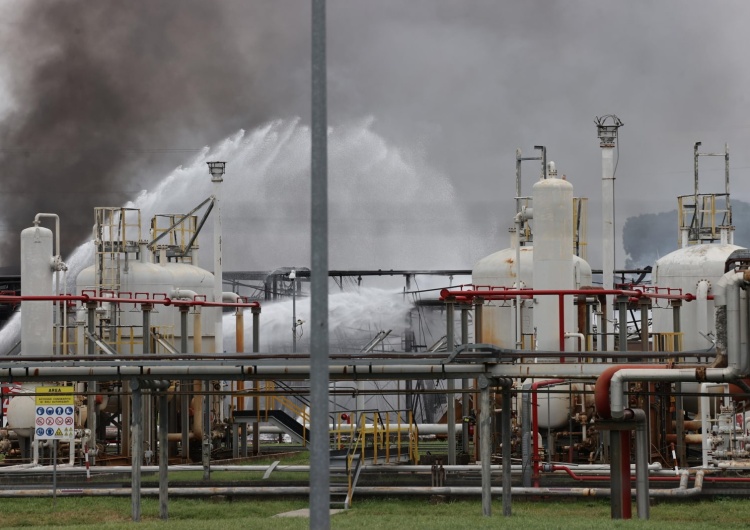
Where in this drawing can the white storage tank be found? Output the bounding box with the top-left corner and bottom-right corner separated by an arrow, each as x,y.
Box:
76,253 -> 216,354
20,225 -> 54,356
652,243 -> 744,352
6,387 -> 35,438
533,171 -> 575,351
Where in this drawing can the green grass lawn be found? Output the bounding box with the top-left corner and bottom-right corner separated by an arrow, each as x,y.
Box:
2,496 -> 750,529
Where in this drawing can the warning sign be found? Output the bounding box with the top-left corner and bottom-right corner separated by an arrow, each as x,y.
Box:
34,386 -> 74,440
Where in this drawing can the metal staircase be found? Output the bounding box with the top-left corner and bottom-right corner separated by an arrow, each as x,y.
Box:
232,390 -> 419,511
329,449 -> 362,510
233,409 -> 310,445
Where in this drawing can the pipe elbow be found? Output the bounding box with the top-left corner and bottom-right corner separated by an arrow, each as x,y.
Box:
714,270 -> 743,307
609,371 -> 628,420
222,292 -> 240,303
170,289 -> 198,301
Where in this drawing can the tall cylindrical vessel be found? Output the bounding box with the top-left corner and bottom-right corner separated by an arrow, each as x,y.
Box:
20,225 -> 54,356
532,175 -> 574,351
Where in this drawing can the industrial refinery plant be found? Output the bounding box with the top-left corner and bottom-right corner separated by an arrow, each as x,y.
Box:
1,115 -> 749,523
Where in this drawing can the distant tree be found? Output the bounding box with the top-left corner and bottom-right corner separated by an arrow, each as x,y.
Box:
622,200 -> 750,269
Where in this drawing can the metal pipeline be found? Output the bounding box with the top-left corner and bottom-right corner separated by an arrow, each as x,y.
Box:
0,462 -> 667,475
0,475 -> 705,499
603,270 -> 749,421
0,293 -> 260,310
696,280 -> 711,348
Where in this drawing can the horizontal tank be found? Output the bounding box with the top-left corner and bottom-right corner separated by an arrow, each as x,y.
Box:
76,256 -> 216,354
473,246 -> 592,349
519,382 -> 594,429
652,243 -> 744,351
6,387 -> 35,438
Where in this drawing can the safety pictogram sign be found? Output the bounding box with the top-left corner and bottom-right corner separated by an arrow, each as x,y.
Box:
34,387 -> 74,440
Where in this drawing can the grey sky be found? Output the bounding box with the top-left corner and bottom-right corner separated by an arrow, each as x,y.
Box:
0,1 -> 748,273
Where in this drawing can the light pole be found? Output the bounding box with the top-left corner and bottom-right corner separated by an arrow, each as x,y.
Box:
290,269 -> 297,353
207,161 -> 226,356
595,115 -> 622,351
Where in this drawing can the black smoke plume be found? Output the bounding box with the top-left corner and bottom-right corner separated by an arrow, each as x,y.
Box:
0,1 -> 309,272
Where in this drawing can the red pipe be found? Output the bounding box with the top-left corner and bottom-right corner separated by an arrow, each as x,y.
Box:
594,364 -> 668,419
0,293 -> 260,309
441,287 -> 698,303
440,288 -> 644,301
531,379 -> 565,487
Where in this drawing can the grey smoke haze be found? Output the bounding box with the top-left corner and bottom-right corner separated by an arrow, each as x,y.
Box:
1,1 -> 749,272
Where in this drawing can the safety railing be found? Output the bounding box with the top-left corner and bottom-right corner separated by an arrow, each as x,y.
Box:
652,332 -> 684,353
348,409 -> 419,466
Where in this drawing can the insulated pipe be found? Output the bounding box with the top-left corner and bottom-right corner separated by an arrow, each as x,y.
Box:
564,332 -> 585,351
696,281 -> 710,347
0,462 -> 670,475
515,213 -> 523,350
0,479 -> 706,499
0,362 -> 491,381
440,288 -> 648,301
617,295 -> 629,354
595,365 -> 668,420
514,208 -> 532,349
32,215 -> 65,347
222,292 -> 240,303
672,300 -> 682,353
605,270 -> 748,421
235,308 -> 245,412
170,289 -> 198,301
